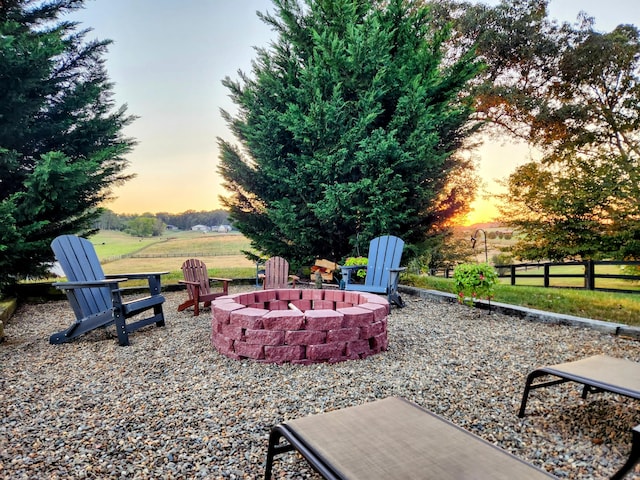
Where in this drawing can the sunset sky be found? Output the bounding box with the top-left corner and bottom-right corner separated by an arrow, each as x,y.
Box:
69,0 -> 638,225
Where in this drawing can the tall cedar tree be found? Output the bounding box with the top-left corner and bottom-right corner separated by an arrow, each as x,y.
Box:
218,0 -> 482,265
0,0 -> 135,291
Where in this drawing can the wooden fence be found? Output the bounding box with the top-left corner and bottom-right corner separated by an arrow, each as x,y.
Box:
493,260 -> 640,294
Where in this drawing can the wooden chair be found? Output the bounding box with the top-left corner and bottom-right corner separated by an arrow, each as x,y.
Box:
178,259 -> 232,316
340,235 -> 406,307
259,256 -> 299,289
50,235 -> 167,346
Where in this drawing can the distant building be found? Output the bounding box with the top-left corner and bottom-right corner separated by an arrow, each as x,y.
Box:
166,224 -> 179,231
217,225 -> 233,233
191,224 -> 211,233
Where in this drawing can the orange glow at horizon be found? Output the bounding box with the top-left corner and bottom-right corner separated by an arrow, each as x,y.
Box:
460,198 -> 501,226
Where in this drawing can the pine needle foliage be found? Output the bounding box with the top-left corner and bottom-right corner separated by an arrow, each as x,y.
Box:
0,0 -> 136,292
218,0 -> 483,265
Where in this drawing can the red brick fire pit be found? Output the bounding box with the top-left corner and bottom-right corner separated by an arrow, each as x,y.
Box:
210,289 -> 389,364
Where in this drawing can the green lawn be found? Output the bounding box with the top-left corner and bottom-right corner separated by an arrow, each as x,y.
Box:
403,273 -> 640,326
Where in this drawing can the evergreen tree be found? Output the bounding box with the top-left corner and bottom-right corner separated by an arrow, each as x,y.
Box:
218,0 -> 482,264
0,0 -> 135,291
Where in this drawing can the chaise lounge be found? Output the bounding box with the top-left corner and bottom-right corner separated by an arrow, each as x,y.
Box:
265,396 -> 640,479
265,397 -> 555,479
518,354 -> 640,418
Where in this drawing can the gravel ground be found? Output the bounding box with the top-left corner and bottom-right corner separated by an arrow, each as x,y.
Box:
1,287 -> 640,479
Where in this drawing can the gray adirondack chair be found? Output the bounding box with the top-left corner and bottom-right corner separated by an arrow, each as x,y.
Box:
340,235 -> 406,307
50,235 -> 167,346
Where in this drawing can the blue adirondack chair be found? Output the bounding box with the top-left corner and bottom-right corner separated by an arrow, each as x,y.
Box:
50,235 -> 167,346
340,235 -> 406,307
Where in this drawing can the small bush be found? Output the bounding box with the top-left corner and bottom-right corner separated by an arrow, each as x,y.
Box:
453,263 -> 499,306
344,256 -> 368,279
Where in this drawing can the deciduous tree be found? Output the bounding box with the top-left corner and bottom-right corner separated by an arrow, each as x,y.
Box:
498,24 -> 640,260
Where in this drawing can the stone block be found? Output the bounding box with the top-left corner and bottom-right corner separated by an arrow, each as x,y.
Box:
335,301 -> 353,309
290,299 -> 312,311
327,327 -> 360,342
346,339 -> 371,356
245,328 -> 285,346
358,302 -> 388,321
285,329 -> 327,345
211,333 -> 238,358
277,289 -> 302,301
305,310 -> 344,330
234,342 -> 265,360
236,293 -> 256,305
360,319 -> 386,339
255,290 -> 278,303
263,310 -> 305,331
230,307 -> 268,329
338,306 -> 375,328
267,300 -> 289,311
324,290 -> 345,302
313,299 -> 335,310
344,291 -> 362,305
370,332 -> 388,352
212,302 -> 245,323
220,323 -> 244,340
302,289 -> 324,300
265,345 -> 305,363
307,342 -> 345,360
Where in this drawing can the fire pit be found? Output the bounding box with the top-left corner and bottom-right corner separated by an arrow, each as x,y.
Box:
211,289 -> 389,364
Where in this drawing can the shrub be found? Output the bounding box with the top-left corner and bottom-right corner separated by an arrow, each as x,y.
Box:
344,256 -> 368,279
453,263 -> 499,306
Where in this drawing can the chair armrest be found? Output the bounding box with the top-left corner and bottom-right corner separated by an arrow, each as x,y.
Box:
390,267 -> 407,273
53,278 -> 126,289
340,265 -> 366,272
210,277 -> 233,282
179,280 -> 201,286
105,272 -> 168,280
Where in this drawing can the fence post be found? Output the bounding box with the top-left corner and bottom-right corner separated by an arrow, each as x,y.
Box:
585,260 -> 596,290
544,264 -> 550,288
510,265 -> 516,286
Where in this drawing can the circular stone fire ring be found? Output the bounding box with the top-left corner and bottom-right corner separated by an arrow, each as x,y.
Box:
210,289 -> 389,364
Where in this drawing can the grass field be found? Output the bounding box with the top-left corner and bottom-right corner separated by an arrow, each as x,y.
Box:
90,230 -> 257,282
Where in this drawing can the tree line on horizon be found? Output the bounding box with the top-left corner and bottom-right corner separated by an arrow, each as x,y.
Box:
1,0 -> 638,293
95,209 -> 230,236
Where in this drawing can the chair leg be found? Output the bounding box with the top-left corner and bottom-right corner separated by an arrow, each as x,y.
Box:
264,427 -> 294,479
518,371 -> 540,417
611,426 -> 640,480
113,313 -> 130,346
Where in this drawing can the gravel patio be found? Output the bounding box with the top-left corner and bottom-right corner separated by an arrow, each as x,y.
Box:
1,287 -> 639,479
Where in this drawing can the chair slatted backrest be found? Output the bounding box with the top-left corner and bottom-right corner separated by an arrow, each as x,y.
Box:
51,235 -> 111,319
364,235 -> 404,289
181,259 -> 211,299
264,256 -> 290,289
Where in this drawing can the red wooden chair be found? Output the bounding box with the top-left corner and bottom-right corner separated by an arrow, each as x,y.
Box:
259,256 -> 299,289
178,259 -> 232,316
